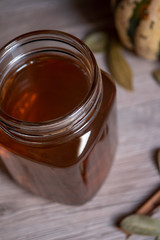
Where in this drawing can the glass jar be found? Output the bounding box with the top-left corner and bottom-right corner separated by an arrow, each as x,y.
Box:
0,30 -> 117,205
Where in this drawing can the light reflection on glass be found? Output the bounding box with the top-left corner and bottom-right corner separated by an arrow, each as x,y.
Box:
78,131 -> 91,157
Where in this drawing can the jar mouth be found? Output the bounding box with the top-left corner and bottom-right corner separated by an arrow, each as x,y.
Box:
0,30 -> 102,143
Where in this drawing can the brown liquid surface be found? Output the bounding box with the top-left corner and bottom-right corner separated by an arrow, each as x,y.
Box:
1,55 -> 90,122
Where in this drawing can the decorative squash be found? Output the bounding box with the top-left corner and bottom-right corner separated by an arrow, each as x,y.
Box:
112,0 -> 160,60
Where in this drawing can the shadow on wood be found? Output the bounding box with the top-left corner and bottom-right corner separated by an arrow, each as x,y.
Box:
0,158 -> 12,180
71,0 -> 113,32
152,148 -> 160,174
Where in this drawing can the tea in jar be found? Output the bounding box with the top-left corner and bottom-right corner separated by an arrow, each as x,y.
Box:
0,30 -> 117,205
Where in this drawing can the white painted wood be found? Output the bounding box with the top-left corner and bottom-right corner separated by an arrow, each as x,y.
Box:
0,0 -> 159,239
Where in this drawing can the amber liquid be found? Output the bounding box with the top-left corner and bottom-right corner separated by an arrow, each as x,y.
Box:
0,54 -> 117,205
1,55 -> 90,122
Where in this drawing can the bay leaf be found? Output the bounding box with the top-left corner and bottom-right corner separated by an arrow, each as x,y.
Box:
108,40 -> 133,91
83,31 -> 108,53
153,69 -> 160,84
120,214 -> 160,236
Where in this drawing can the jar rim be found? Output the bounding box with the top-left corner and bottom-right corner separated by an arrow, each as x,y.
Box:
0,30 -> 102,143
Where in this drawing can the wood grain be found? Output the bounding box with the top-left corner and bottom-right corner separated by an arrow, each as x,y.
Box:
0,0 -> 160,239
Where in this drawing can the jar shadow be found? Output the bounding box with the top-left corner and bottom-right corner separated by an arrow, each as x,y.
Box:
0,158 -> 12,180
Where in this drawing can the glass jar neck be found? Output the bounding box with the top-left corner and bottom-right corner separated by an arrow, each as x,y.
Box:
0,30 -> 103,145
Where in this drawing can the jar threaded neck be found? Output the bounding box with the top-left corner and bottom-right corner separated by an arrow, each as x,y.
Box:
0,30 -> 103,144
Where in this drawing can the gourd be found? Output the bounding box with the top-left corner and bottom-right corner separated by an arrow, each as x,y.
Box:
112,0 -> 160,60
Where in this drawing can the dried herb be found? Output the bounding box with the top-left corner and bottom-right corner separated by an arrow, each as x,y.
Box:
108,40 -> 133,90
83,31 -> 108,53
153,69 -> 160,84
119,190 -> 160,238
120,214 -> 160,236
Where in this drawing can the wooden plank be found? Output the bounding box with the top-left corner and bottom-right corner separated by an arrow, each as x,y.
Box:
0,0 -> 159,239
0,150 -> 159,239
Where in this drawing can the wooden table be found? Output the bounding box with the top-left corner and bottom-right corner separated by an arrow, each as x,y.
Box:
0,1 -> 160,239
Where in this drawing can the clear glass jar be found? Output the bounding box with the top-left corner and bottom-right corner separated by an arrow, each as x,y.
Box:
0,30 -> 117,205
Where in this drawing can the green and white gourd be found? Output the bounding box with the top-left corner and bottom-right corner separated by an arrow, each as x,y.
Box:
112,0 -> 160,60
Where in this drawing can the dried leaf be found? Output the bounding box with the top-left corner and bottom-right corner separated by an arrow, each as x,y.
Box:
120,214 -> 160,236
156,236 -> 160,240
119,190 -> 160,238
83,31 -> 108,53
108,40 -> 133,91
153,70 -> 160,84
158,150 -> 160,172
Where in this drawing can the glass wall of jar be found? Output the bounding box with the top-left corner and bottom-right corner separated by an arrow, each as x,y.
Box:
0,30 -> 117,205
